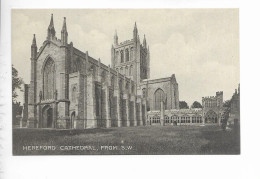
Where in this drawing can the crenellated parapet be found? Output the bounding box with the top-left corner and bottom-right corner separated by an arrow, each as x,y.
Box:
116,39 -> 134,47
201,91 -> 224,126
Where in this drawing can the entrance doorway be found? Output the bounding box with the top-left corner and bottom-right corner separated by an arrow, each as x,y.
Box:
42,105 -> 53,128
205,110 -> 218,124
46,108 -> 53,128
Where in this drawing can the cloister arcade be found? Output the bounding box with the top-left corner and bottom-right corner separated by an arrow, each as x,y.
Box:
147,112 -> 203,126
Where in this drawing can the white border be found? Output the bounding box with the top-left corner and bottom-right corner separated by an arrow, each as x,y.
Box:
1,0 -> 260,179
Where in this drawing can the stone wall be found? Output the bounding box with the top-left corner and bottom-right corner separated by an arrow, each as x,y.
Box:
24,23 -> 148,130
229,87 -> 240,125
140,75 -> 179,111
202,91 -> 224,125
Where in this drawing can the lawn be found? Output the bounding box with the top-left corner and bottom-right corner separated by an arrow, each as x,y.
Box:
13,125 -> 240,155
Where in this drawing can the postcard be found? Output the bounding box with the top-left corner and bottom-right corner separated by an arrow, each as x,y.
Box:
11,9 -> 240,155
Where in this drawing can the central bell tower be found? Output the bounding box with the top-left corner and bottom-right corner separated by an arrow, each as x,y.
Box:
111,22 -> 150,86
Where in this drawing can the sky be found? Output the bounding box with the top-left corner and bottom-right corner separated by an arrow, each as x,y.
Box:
12,9 -> 239,106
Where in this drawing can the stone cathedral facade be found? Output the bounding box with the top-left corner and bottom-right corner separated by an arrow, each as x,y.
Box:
23,14 -> 180,129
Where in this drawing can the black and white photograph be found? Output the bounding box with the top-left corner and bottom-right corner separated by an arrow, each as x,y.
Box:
11,9 -> 240,155
2,1 -> 260,179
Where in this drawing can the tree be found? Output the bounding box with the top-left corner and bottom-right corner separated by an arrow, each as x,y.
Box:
221,100 -> 232,131
179,101 -> 189,109
191,101 -> 202,108
12,101 -> 23,126
12,65 -> 24,127
12,65 -> 23,102
221,107 -> 231,131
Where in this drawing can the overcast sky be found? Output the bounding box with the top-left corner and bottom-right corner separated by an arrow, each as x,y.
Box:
12,9 -> 239,106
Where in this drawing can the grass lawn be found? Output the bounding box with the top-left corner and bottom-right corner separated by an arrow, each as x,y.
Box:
13,125 -> 240,155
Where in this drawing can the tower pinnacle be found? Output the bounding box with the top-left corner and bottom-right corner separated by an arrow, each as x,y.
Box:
114,30 -> 118,45
47,14 -> 56,40
143,34 -> 147,48
31,34 -> 37,47
61,17 -> 68,45
61,17 -> 67,32
49,14 -> 54,27
31,34 -> 37,59
133,22 -> 138,41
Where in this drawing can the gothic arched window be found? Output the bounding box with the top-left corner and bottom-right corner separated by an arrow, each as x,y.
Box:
119,79 -> 123,92
111,75 -> 115,89
154,88 -> 165,110
130,65 -> 133,76
72,86 -> 77,103
116,51 -> 119,64
43,58 -> 55,100
90,65 -> 97,79
101,71 -> 106,84
125,49 -> 129,62
125,66 -> 129,76
126,82 -> 129,92
72,58 -> 82,73
142,88 -> 146,98
120,50 -> 124,63
130,47 -> 134,61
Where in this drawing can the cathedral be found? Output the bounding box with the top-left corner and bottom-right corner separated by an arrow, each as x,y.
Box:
23,14 -> 180,129
23,14 -> 239,129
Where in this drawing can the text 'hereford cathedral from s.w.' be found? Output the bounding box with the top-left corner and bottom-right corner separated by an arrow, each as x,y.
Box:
23,14 -> 240,129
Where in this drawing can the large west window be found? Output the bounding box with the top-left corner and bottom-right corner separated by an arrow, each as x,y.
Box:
154,88 -> 165,110
43,58 -> 55,100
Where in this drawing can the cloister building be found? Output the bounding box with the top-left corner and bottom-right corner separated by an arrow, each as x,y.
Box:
147,91 -> 225,126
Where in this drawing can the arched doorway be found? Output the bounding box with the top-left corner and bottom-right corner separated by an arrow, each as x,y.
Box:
205,110 -> 218,123
46,108 -> 53,128
42,105 -> 53,128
